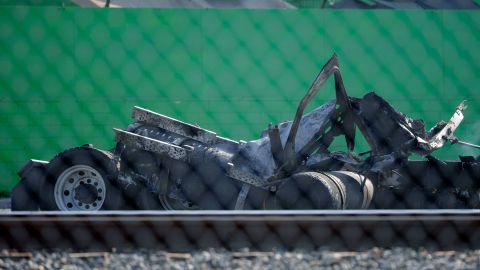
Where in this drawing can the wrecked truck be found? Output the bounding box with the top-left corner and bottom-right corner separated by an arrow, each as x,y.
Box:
11,54 -> 480,211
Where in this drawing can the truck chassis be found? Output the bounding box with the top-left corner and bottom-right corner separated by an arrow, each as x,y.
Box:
11,55 -> 480,211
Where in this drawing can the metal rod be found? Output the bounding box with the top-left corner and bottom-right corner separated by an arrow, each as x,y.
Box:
455,139 -> 480,150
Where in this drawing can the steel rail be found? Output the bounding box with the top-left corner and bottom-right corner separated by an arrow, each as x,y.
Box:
1,210 -> 479,251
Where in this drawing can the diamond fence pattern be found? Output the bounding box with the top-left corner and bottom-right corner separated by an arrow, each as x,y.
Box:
1,7 -> 480,197
2,8 -> 480,264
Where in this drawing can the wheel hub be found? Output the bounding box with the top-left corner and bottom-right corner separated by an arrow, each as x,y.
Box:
54,165 -> 106,211
74,181 -> 98,204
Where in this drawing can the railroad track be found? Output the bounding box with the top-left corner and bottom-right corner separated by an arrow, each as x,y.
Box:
1,210 -> 479,251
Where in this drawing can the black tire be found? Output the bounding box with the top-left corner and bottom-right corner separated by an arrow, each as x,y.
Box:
11,164 -> 45,211
273,171 -> 344,209
135,185 -> 164,210
40,146 -> 124,211
11,179 -> 39,211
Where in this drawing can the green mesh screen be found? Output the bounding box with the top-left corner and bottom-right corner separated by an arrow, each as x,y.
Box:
1,7 -> 479,193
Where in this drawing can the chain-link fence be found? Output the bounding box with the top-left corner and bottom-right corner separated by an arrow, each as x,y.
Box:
2,6 -> 480,205
288,0 -> 480,9
1,4 -> 480,268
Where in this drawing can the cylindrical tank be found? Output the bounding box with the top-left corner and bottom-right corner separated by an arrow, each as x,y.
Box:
272,171 -> 374,209
326,171 -> 374,209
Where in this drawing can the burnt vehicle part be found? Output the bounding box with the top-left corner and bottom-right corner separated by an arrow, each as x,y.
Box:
11,160 -> 48,211
11,54 -> 480,211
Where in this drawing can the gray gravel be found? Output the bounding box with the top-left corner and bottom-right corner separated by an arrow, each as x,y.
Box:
1,248 -> 479,270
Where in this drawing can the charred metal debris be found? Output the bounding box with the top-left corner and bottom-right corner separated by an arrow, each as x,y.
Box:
11,54 -> 480,211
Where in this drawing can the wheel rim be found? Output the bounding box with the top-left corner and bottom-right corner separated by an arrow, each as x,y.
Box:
54,165 -> 106,211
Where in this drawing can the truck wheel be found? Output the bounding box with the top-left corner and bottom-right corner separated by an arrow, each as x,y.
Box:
40,147 -> 123,211
135,185 -> 164,210
11,180 -> 39,211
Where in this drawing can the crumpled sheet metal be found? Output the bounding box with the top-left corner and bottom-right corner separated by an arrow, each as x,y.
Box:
236,101 -> 336,180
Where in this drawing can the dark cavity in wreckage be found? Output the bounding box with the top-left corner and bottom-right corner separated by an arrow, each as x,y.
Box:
11,55 -> 480,211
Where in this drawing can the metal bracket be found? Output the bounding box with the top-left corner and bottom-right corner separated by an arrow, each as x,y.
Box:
132,106 -> 218,145
234,184 -> 251,210
226,163 -> 266,187
114,128 -> 190,161
268,124 -> 283,167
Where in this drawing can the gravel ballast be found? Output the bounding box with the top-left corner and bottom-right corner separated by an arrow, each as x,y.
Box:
1,248 -> 479,270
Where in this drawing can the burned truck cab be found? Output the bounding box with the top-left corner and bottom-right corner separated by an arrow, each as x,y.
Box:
11,54 -> 480,211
